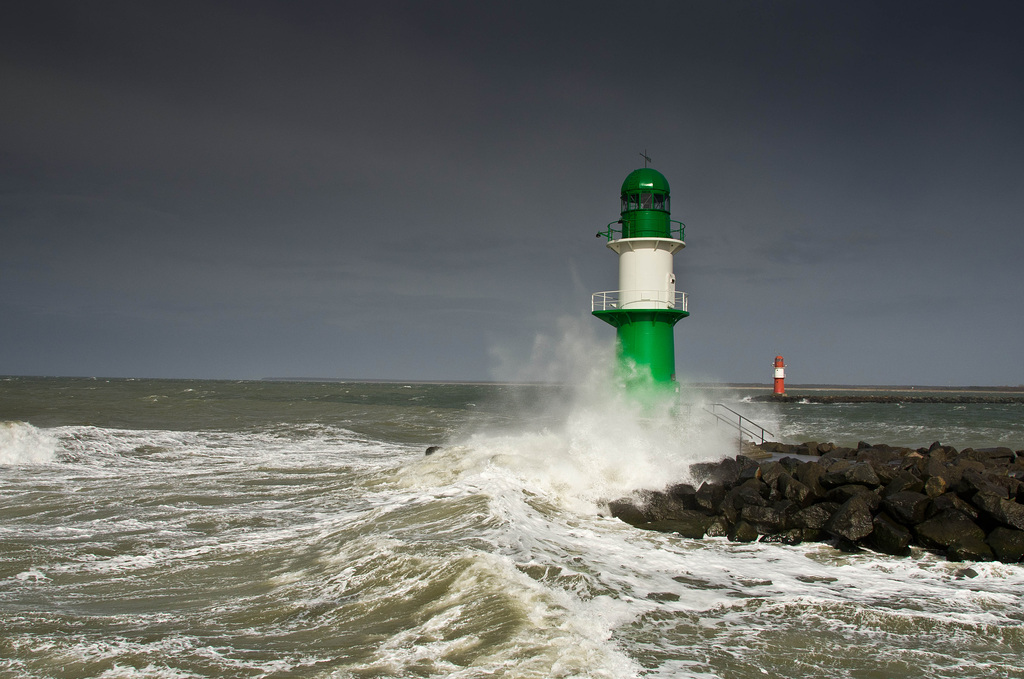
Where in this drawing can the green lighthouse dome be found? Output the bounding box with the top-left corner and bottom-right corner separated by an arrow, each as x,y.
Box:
619,168 -> 672,237
620,168 -> 670,195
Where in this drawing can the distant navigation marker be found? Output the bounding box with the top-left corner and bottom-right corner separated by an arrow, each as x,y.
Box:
774,356 -> 786,395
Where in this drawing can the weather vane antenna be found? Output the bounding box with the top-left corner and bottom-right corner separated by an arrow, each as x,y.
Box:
640,150 -> 652,167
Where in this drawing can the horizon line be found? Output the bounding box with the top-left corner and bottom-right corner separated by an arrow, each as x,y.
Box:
3,374 -> 1024,392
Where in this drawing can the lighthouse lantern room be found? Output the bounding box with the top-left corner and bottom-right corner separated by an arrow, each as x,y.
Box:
593,165 -> 689,390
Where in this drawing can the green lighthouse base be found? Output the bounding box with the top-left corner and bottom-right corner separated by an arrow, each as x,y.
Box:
593,308 -> 689,392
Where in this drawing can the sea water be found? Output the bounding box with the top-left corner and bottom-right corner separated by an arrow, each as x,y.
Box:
1,377 -> 1022,678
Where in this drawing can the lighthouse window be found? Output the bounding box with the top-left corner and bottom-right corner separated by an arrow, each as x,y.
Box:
640,192 -> 653,209
652,194 -> 666,211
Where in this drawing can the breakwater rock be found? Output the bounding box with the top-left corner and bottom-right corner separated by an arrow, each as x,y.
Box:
607,441 -> 1024,563
753,394 -> 1024,404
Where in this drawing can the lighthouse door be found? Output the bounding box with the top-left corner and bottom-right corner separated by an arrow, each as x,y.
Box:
666,273 -> 676,308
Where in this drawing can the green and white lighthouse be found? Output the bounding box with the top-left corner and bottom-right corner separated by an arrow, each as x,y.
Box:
593,165 -> 688,391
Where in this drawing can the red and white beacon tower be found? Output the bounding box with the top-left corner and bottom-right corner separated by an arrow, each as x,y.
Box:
773,355 -> 786,395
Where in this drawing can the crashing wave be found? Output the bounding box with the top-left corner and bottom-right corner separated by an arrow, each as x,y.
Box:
0,421 -> 58,464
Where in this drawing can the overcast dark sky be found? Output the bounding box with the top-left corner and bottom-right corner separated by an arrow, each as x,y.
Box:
2,1 -> 1023,385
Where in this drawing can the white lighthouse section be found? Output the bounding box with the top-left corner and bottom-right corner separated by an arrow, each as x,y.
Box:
607,237 -> 686,309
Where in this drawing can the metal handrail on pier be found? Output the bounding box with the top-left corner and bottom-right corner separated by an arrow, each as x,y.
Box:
703,403 -> 774,445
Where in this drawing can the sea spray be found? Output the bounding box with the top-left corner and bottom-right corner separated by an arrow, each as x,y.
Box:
0,421 -> 58,464
414,317 -> 738,512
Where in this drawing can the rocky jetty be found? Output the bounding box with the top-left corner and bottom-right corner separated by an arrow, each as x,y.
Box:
608,441 -> 1024,563
753,394 -> 1024,404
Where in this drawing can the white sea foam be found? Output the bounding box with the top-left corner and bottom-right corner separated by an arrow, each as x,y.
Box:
0,421 -> 58,464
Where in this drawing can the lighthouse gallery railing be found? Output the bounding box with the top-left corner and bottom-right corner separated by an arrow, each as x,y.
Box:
592,290 -> 688,312
596,220 -> 686,242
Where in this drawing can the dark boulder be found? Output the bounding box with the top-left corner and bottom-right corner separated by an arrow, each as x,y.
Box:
977,447 -> 1016,462
900,452 -> 925,474
778,456 -> 803,473
758,461 -> 786,488
826,461 -> 881,488
825,496 -> 875,542
922,455 -> 948,482
641,511 -> 714,539
1008,477 -> 1024,501
971,492 -> 1024,530
929,441 -> 961,457
950,457 -> 987,479
773,499 -> 800,522
884,491 -> 931,526
740,504 -> 788,534
739,477 -> 771,500
856,447 -> 901,467
873,461 -> 906,486
720,482 -> 768,524
881,472 -> 924,498
705,516 -> 730,538
928,492 -> 979,521
868,512 -> 912,556
987,473 -> 1021,498
725,484 -> 766,510
987,527 -> 1024,562
914,509 -> 986,550
761,529 -> 804,545
690,457 -> 740,486
829,446 -> 856,459
425,446 -> 442,456
936,461 -> 965,488
778,473 -> 815,507
794,461 -> 827,497
642,491 -> 698,523
667,483 -> 698,509
728,519 -> 759,542
737,457 -> 762,482
800,527 -> 824,542
793,502 -> 840,531
771,443 -> 803,456
695,482 -> 726,513
947,536 -> 995,562
608,499 -> 648,526
825,485 -> 881,509
820,459 -> 853,488
958,470 -> 1010,499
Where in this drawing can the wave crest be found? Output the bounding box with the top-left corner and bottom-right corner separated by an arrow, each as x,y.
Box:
0,421 -> 58,464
